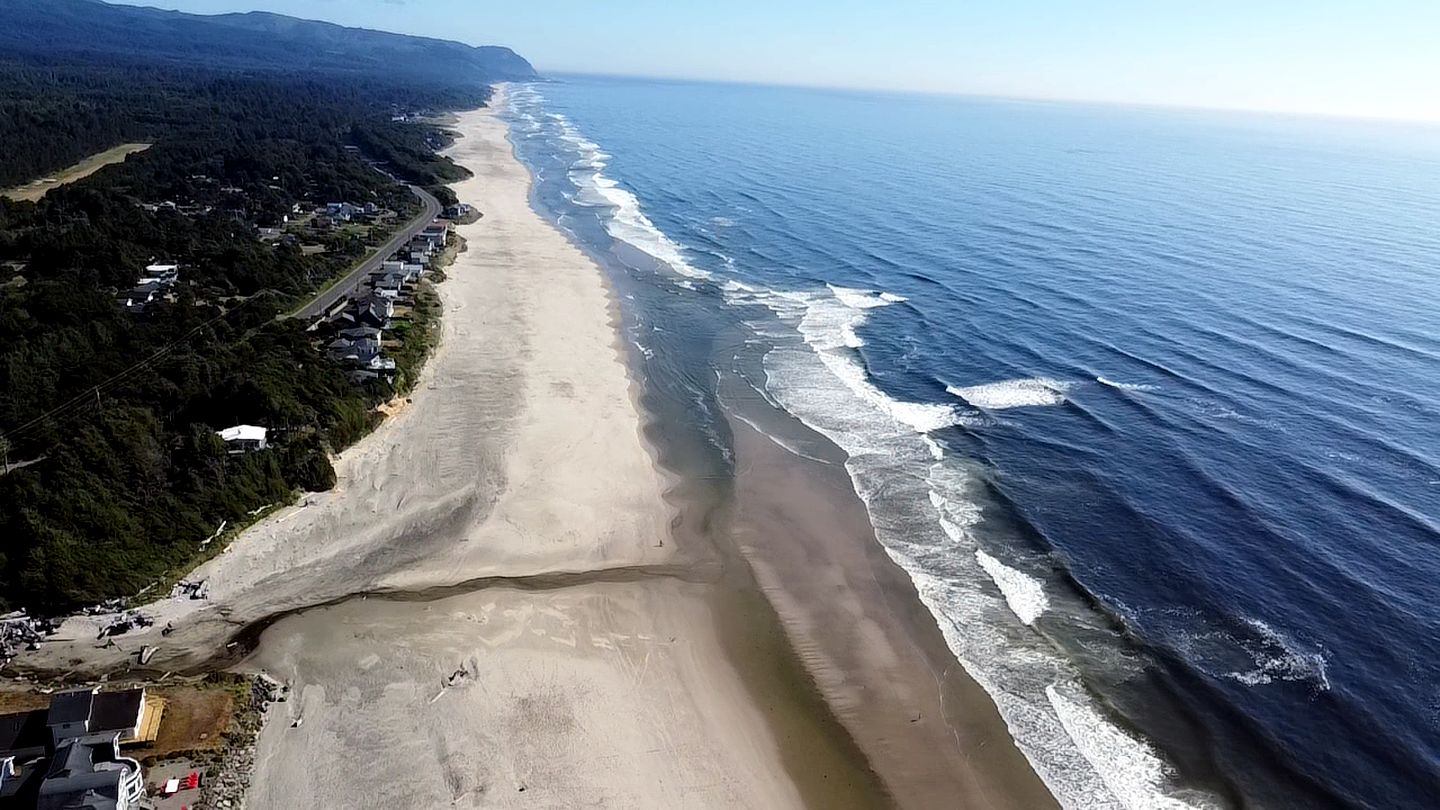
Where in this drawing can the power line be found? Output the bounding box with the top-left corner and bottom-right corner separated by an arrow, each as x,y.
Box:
0,296 -> 260,444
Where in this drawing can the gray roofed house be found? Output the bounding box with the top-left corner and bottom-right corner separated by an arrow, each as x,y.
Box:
348,293 -> 394,329
35,732 -> 143,810
374,273 -> 406,299
0,688 -> 152,810
329,336 -> 382,365
46,689 -> 145,749
114,281 -> 165,314
337,326 -> 382,342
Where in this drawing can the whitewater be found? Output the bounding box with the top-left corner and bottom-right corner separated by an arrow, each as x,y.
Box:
501,75 -> 1440,809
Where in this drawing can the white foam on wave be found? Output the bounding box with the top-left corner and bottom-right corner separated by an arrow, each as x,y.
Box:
721,270 -> 1215,808
948,378 -> 1070,409
976,548 -> 1050,626
1047,683 -> 1212,810
793,287 -> 960,433
536,111 -> 713,281
1226,618 -> 1331,691
828,283 -> 893,309
1098,376 -> 1160,392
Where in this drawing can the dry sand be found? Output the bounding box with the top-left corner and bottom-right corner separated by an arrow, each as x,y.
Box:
246,581 -> 801,809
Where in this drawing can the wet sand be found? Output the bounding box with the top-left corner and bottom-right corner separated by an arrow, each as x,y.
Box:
725,410 -> 1060,809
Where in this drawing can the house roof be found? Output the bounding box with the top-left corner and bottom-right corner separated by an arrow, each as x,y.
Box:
37,734 -> 127,810
88,691 -> 143,735
47,691 -> 94,727
217,425 -> 267,443
0,709 -> 48,758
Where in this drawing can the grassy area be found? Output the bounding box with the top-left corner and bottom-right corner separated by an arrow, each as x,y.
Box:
2,143 -> 152,202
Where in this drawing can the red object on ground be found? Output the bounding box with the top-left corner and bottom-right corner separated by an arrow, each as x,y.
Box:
182,771 -> 201,790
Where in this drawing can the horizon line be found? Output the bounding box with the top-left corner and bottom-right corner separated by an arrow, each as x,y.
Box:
529,68 -> 1440,129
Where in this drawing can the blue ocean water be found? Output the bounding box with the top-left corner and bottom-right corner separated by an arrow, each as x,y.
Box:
501,75 -> 1440,808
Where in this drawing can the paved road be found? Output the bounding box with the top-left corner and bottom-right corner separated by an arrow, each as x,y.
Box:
288,184 -> 441,319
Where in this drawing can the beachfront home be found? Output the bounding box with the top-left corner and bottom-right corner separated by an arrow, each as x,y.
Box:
329,336 -> 383,364
338,326 -> 383,342
348,294 -> 394,329
36,733 -> 145,809
419,221 -> 449,248
216,425 -> 268,454
0,687 -> 160,809
374,274 -> 405,300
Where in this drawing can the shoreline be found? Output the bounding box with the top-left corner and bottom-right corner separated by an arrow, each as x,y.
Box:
5,88 -> 1061,809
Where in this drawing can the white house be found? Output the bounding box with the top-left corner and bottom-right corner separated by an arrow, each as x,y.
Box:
217,425 -> 268,454
141,263 -> 179,284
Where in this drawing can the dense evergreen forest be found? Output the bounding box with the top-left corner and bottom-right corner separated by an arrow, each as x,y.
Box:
0,54 -> 487,612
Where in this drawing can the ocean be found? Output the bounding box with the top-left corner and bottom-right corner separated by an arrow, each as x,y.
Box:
500,75 -> 1440,808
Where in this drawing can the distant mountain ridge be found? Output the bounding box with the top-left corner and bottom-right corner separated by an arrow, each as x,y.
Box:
0,0 -> 537,85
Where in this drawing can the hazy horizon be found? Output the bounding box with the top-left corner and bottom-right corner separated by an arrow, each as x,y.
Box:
109,0 -> 1440,123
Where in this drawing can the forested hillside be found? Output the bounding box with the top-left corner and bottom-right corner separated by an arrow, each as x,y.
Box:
0,0 -> 536,87
0,31 -> 505,610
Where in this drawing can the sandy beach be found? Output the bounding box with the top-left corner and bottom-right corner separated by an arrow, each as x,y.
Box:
11,89 -> 1060,809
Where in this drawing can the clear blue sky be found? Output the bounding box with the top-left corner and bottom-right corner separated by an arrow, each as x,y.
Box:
114,0 -> 1440,122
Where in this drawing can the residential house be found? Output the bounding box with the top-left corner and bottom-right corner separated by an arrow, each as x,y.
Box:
118,263 -> 181,313
216,425 -> 268,454
419,221 -> 450,248
141,263 -> 179,284
324,202 -> 359,222
337,326 -> 383,342
0,687 -> 159,810
115,282 -> 164,314
374,274 -> 405,300
35,733 -> 145,809
347,294 -> 394,330
328,336 -> 381,364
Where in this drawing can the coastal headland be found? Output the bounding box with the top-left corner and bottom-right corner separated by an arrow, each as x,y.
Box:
10,90 -> 1054,808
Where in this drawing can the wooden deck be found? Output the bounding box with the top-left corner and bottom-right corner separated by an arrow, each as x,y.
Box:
125,694 -> 166,744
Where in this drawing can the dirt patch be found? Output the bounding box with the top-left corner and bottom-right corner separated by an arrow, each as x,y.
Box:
135,684 -> 235,761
